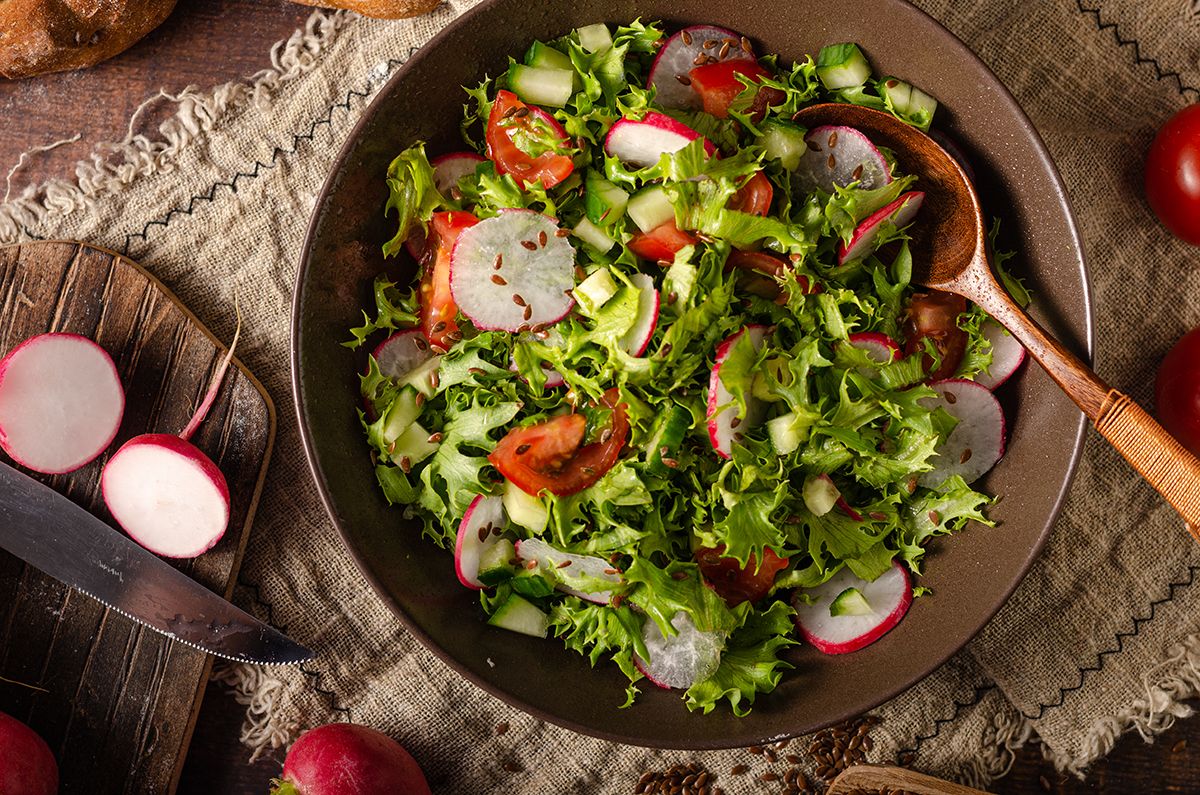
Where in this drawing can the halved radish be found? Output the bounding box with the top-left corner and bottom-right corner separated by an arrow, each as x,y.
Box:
793,125 -> 891,197
0,333 -> 124,475
604,113 -> 716,169
514,537 -> 622,604
633,609 -> 725,688
844,331 -> 901,376
707,324 -> 769,458
455,494 -> 507,589
431,151 -> 485,197
837,191 -> 925,266
619,273 -> 660,356
792,560 -> 912,654
973,321 -> 1026,390
915,378 -> 1005,488
647,25 -> 756,111
449,208 -> 576,332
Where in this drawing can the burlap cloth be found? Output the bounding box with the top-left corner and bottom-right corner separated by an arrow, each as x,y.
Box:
3,1 -> 1199,790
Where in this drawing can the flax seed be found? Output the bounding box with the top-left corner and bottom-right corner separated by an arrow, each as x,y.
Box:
869,512 -> 887,521
538,230 -> 548,247
719,41 -> 731,58
944,390 -> 957,403
741,36 -> 752,53
555,227 -> 570,237
495,721 -> 509,734
960,448 -> 973,463
492,274 -> 508,285
557,559 -> 571,569
676,74 -> 691,85
730,765 -> 747,775
502,105 -> 520,118
513,294 -> 527,306
432,320 -> 447,333
928,510 -> 941,526
827,153 -> 836,169
1039,775 -> 1050,790
427,432 -> 443,444
415,392 -> 426,408
907,476 -> 917,493
414,336 -> 428,351
469,367 -> 485,376
787,515 -> 802,524
786,754 -> 801,765
759,773 -> 779,783
1174,739 -> 1188,753
523,305 -> 532,321
521,239 -> 538,251
671,571 -> 689,580
703,38 -> 718,49
399,455 -> 411,473
514,107 -> 529,118
667,291 -> 677,305
478,526 -> 489,543
575,265 -> 587,280
681,29 -> 693,45
515,443 -> 531,455
808,140 -> 822,152
852,164 -> 864,181
504,761 -> 523,773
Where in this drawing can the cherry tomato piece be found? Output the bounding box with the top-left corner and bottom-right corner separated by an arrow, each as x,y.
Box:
724,249 -> 820,301
696,544 -> 789,607
419,211 -> 478,351
489,388 -> 629,496
687,60 -> 785,121
486,90 -> 574,189
628,220 -> 698,262
727,170 -> 772,216
1144,104 -> 1200,246
1154,325 -> 1200,457
901,290 -> 969,382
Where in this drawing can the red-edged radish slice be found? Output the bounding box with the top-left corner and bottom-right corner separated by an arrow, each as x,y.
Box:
431,151 -> 485,197
792,561 -> 912,654
633,610 -> 725,688
916,378 -> 1005,488
0,333 -> 124,475
373,329 -> 434,379
514,537 -> 622,604
707,324 -> 769,459
449,209 -> 576,332
619,273 -> 660,356
974,321 -> 1026,390
455,495 -> 507,590
604,113 -> 717,169
844,332 -> 901,377
838,191 -> 925,266
793,125 -> 892,197
101,434 -> 231,558
647,25 -> 756,110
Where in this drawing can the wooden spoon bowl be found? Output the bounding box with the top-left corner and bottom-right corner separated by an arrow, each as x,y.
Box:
792,104 -> 1200,535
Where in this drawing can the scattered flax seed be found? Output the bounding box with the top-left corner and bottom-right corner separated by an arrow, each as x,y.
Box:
538,230 -> 548,247
575,265 -> 588,280
869,512 -> 888,522
944,390 -> 957,404
960,448 -> 973,464
515,443 -> 531,455
445,331 -> 463,343
523,305 -> 533,321
741,36 -> 752,53
748,746 -> 764,755
662,458 -> 679,468
928,510 -> 941,526
508,557 -> 523,566
491,274 -> 508,285
906,476 -> 918,493
415,392 -> 426,408
670,571 -> 689,581
828,131 -> 838,147
399,455 -> 411,473
730,416 -> 741,428
521,239 -> 538,251
808,140 -> 822,152
730,764 -> 747,775
759,773 -> 779,782
432,321 -> 447,333
450,186 -> 463,200
786,515 -> 802,524
703,38 -> 718,49
885,79 -> 899,88
675,74 -> 691,85
513,294 -> 527,306
611,594 -> 625,609
503,761 -> 523,773
681,29 -> 693,45
495,721 -> 509,735
852,164 -> 864,181
693,53 -> 707,66
502,105 -> 520,118
827,153 -> 836,170
557,560 -> 572,569
525,559 -> 538,570
604,568 -> 621,575
667,291 -> 678,305
1174,739 -> 1188,753
429,371 -> 440,390
513,107 -> 529,118
469,367 -> 486,376
414,336 -> 428,351
719,41 -> 731,58
555,227 -> 571,237
493,253 -> 504,269
1039,774 -> 1051,790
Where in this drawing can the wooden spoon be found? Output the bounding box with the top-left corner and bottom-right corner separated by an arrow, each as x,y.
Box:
827,763 -> 990,795
792,103 -> 1200,536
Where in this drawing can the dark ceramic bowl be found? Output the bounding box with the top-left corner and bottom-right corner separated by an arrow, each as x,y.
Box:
293,0 -> 1092,748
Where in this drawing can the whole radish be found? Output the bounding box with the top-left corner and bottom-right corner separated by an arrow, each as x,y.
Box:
270,723 -> 432,795
101,319 -> 240,558
0,710 -> 59,795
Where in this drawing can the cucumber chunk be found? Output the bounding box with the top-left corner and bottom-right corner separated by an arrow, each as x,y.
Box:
487,593 -> 549,637
585,170 -> 630,226
759,118 -> 808,171
502,483 -> 549,532
525,40 -> 574,72
572,216 -> 615,252
508,63 -> 575,108
816,43 -> 871,89
477,539 -> 517,587
574,268 -> 620,315
389,420 -> 440,466
829,587 -> 873,617
577,23 -> 613,53
626,185 -> 676,233
381,386 -> 421,445
645,404 -> 690,476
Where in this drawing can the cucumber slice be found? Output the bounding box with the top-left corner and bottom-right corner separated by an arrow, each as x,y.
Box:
574,268 -> 619,315
626,185 -> 676,233
830,587 -> 873,617
502,483 -> 549,533
878,76 -> 913,112
507,63 -> 575,108
572,216 -> 615,252
477,539 -> 517,586
644,404 -> 690,476
398,355 -> 441,398
525,40 -> 573,72
381,386 -> 421,446
815,42 -> 871,89
585,170 -> 630,226
802,473 -> 840,516
577,23 -> 613,53
766,411 -> 805,455
487,593 -> 549,637
759,118 -> 808,171
389,420 -> 440,466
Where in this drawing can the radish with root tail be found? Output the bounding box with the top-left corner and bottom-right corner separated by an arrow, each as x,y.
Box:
0,333 -> 125,475
101,316 -> 242,559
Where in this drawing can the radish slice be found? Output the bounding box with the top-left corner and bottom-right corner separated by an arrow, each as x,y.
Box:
373,329 -> 434,379
619,273 -> 660,356
0,333 -> 124,475
974,321 -> 1026,390
916,378 -> 1006,488
647,25 -> 756,110
633,610 -> 725,688
455,495 -> 507,590
449,209 -> 576,332
838,191 -> 924,265
604,113 -> 716,169
514,537 -> 622,604
844,332 -> 901,377
793,125 -> 891,197
792,561 -> 912,654
101,434 -> 231,558
707,325 -> 769,459
431,151 -> 485,197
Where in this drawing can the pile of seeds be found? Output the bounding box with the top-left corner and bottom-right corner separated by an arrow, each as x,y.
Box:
632,762 -> 720,794
807,715 -> 882,782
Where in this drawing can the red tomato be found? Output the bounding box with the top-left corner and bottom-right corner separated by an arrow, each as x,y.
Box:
724,249 -> 820,301
686,60 -> 785,121
696,544 -> 789,607
727,170 -> 772,216
628,219 -> 698,262
901,290 -> 969,381
1144,104 -> 1200,246
1155,325 -> 1200,457
418,210 -> 478,351
486,90 -> 574,189
489,389 -> 629,496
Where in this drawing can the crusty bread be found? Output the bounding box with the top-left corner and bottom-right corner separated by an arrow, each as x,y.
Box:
288,0 -> 442,19
0,0 -> 177,79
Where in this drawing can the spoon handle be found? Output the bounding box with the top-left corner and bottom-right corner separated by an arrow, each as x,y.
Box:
827,764 -> 989,795
971,273 -> 1200,529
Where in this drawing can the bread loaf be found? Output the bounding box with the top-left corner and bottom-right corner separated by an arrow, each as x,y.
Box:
287,0 -> 442,19
0,0 -> 177,79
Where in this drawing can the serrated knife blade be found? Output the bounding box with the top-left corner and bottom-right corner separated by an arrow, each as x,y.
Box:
0,461 -> 314,665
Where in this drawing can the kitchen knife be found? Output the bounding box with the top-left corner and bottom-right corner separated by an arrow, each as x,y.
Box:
0,461 -> 315,665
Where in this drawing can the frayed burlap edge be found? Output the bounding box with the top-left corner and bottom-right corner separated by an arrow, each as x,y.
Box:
0,9 -> 354,245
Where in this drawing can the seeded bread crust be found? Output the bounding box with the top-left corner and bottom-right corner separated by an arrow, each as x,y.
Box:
287,0 -> 442,19
0,0 -> 178,79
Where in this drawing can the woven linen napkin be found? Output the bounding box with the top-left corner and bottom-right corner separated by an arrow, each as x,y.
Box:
2,0 -> 1199,790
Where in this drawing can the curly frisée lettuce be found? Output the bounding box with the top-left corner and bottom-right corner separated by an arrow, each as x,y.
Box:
349,20 -> 1014,716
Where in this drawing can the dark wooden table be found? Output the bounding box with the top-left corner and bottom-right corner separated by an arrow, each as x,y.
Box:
2,2 -> 1198,792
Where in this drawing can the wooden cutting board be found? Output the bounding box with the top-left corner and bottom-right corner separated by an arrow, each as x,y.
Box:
0,241 -> 275,794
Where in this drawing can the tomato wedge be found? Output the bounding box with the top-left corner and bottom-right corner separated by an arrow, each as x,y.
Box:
628,219 -> 698,262
902,289 -> 969,381
696,544 -> 789,607
687,60 -> 785,121
486,90 -> 574,189
419,211 -> 478,351
727,170 -> 772,216
489,388 -> 629,496
725,249 -> 820,300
